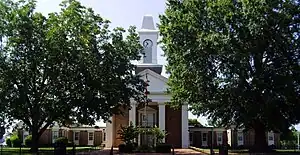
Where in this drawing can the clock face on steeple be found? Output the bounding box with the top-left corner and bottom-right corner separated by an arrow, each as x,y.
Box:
143,39 -> 153,48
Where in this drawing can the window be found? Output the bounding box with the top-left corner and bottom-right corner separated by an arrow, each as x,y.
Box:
217,133 -> 222,142
59,131 -> 62,137
268,135 -> 274,140
75,132 -> 79,140
88,132 -> 94,141
238,135 -> 243,141
268,132 -> 274,141
202,133 -> 207,141
53,131 -> 59,140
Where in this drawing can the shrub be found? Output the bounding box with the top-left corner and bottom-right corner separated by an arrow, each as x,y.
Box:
55,137 -> 68,145
155,143 -> 172,153
118,144 -> 126,153
137,144 -> 153,153
10,134 -> 21,147
5,138 -> 11,147
117,122 -> 138,145
24,135 -> 32,147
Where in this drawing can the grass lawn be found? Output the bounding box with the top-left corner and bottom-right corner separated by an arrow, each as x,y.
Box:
190,146 -> 300,154
0,146 -> 101,155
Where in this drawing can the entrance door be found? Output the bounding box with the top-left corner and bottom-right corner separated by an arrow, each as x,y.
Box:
88,132 -> 94,146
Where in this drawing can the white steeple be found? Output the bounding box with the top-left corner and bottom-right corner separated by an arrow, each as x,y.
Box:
136,15 -> 162,75
141,14 -> 156,30
138,15 -> 159,64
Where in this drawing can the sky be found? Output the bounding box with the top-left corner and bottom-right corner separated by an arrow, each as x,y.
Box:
34,0 -> 300,130
34,0 -> 208,127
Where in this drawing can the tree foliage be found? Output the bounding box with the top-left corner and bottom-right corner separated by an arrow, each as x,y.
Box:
159,0 -> 299,151
188,119 -> 203,127
0,0 -> 145,152
280,126 -> 299,148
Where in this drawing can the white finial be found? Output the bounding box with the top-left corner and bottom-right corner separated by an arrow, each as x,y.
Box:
141,14 -> 155,30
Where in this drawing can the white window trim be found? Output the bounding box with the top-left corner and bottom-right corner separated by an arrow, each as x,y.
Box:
202,132 -> 208,147
268,132 -> 275,145
237,132 -> 244,146
217,132 -> 223,145
52,130 -> 59,144
88,132 -> 94,141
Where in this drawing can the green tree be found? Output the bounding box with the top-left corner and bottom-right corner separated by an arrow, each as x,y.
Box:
0,0 -> 145,152
159,0 -> 299,152
280,126 -> 298,148
188,119 -> 203,127
207,119 -> 223,128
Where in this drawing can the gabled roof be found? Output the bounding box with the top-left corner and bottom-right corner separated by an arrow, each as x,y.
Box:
138,69 -> 168,83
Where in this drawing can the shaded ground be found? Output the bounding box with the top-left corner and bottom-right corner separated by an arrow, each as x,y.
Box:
80,148 -> 204,155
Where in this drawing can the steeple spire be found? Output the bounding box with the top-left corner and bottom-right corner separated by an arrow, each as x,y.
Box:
141,15 -> 155,30
136,15 -> 163,75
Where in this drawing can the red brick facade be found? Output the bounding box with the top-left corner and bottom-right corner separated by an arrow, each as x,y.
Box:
189,127 -> 281,149
165,105 -> 182,148
19,127 -> 105,146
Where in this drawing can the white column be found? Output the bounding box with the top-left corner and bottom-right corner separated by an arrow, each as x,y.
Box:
158,103 -> 166,143
129,103 -> 136,126
105,117 -> 114,148
181,104 -> 189,148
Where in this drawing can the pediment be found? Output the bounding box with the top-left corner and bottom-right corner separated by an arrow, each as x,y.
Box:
138,69 -> 169,93
138,106 -> 156,112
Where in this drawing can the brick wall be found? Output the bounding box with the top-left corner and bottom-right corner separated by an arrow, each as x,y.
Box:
165,105 -> 182,148
113,107 -> 129,147
190,130 -> 228,148
39,129 -> 52,145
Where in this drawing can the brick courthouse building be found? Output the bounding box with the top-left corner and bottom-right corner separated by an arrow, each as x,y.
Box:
105,14 -> 189,149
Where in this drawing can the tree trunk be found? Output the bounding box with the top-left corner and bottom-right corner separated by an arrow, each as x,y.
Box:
30,123 -> 39,154
250,122 -> 270,153
29,121 -> 52,154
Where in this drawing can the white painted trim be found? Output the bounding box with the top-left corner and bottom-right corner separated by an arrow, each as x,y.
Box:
73,131 -> 80,145
181,105 -> 189,148
138,69 -> 168,83
130,94 -> 171,104
217,132 -> 223,145
52,130 -> 59,144
68,128 -> 102,131
158,104 -> 166,143
129,103 -> 136,126
138,106 -> 156,112
190,128 -> 226,132
87,131 -> 94,146
227,130 -> 232,146
105,117 -> 113,148
202,132 -> 208,147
